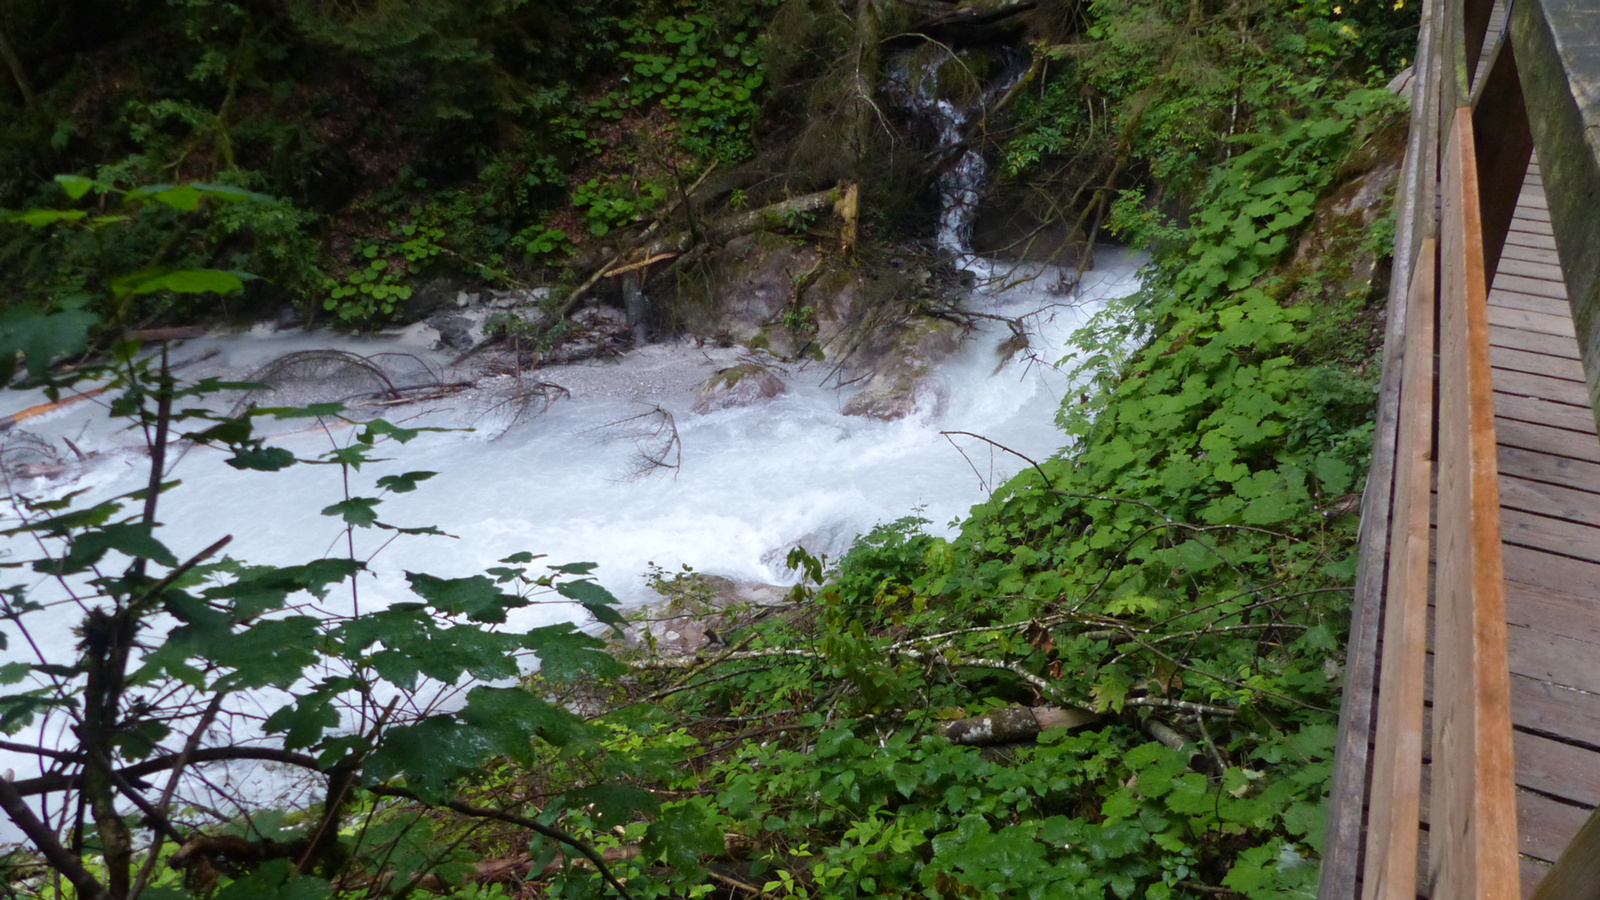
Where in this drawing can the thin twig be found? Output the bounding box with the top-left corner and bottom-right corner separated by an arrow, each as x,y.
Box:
367,788 -> 642,900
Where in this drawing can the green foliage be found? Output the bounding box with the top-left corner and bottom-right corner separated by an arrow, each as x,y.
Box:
573,177 -> 671,237
0,176 -> 279,347
0,192 -> 657,899
0,0 -> 784,331
321,222 -> 441,323
607,7 -> 772,163
999,0 -> 1418,212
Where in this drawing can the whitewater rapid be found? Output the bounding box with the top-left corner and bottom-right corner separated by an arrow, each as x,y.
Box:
3,252 -> 1140,626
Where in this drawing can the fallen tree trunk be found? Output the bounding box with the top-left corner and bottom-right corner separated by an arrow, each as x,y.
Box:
555,183 -> 854,324
942,705 -> 1099,745
890,0 -> 1038,42
607,184 -> 851,274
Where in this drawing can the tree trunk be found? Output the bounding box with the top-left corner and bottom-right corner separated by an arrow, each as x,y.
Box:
0,14 -> 38,116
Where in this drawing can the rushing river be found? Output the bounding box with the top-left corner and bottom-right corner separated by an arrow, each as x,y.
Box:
2,252 -> 1140,619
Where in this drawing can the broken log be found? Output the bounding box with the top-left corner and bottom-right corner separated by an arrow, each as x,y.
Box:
556,183 -> 855,322
942,705 -> 1099,746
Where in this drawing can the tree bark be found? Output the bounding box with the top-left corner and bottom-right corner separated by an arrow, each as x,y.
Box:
0,13 -> 38,116
942,705 -> 1099,745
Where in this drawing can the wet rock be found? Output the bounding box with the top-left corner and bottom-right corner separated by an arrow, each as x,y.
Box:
631,575 -> 790,655
573,304 -> 628,331
402,276 -> 468,322
691,363 -> 787,414
270,305 -> 305,332
843,374 -> 950,420
841,316 -> 962,420
488,287 -> 552,309
759,522 -> 860,572
427,314 -> 479,351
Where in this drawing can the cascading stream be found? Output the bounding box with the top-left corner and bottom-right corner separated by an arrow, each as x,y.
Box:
887,50 -> 1026,266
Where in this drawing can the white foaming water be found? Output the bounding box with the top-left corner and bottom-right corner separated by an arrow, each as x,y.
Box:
0,252 -> 1141,826
2,251 -> 1140,619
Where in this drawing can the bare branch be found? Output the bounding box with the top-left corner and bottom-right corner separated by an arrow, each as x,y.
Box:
367,787 -> 642,900
0,777 -> 110,900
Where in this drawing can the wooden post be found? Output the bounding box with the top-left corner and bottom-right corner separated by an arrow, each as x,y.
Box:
1471,39 -> 1535,287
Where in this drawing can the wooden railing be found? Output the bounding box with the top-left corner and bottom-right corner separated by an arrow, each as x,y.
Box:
1315,0 -> 1600,895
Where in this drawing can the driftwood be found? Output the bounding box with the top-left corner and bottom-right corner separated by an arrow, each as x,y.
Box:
942,705 -> 1099,746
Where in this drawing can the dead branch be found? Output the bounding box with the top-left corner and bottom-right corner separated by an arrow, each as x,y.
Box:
629,645 -> 1238,717
943,705 -> 1099,745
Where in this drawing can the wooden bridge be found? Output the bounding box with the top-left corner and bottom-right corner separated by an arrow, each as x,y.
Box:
1319,0 -> 1600,897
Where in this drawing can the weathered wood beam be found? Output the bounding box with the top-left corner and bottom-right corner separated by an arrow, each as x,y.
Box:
1471,38 -> 1534,285
1430,106 -> 1520,900
1359,238 -> 1436,900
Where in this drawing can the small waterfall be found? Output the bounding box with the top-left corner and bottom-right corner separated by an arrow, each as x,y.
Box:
887,51 -> 1023,266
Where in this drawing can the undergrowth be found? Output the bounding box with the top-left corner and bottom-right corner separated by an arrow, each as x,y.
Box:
444,84 -> 1403,900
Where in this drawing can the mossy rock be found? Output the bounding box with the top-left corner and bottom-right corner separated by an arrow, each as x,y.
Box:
691,362 -> 788,414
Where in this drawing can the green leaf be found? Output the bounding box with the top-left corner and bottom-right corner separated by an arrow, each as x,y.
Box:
35,523 -> 178,574
1284,799 -> 1327,848
144,184 -> 204,211
524,624 -> 625,682
0,305 -> 98,382
376,471 -> 437,493
556,579 -> 626,628
264,690 -> 340,750
322,497 -> 381,528
213,859 -> 331,900
364,715 -> 489,802
227,446 -> 297,471
359,419 -> 443,444
6,498 -> 123,537
1090,668 -> 1133,712
110,267 -> 250,298
460,686 -> 588,759
202,617 -> 322,689
203,559 -> 362,619
0,693 -> 68,735
644,802 -> 725,869
6,209 -> 87,226
55,174 -> 101,200
258,402 -> 346,419
406,572 -> 526,623
566,783 -> 660,826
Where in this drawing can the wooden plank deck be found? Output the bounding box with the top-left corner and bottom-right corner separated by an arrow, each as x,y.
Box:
1424,157 -> 1600,895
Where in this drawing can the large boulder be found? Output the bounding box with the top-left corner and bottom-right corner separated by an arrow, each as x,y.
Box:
841,315 -> 962,420
843,373 -> 949,420
691,362 -> 787,414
